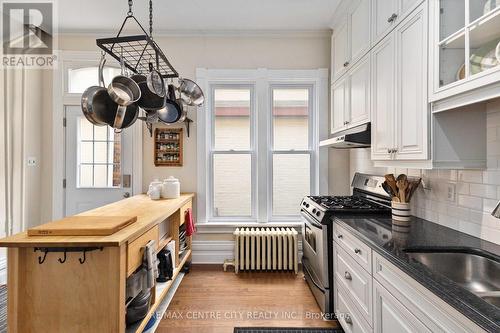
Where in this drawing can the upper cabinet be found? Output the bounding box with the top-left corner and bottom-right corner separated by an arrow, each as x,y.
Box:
371,4 -> 428,161
430,0 -> 500,111
332,0 -> 371,82
372,0 -> 422,44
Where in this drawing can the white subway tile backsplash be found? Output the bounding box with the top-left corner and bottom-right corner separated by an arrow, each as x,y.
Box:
469,184 -> 497,199
347,108 -> 500,244
457,170 -> 483,183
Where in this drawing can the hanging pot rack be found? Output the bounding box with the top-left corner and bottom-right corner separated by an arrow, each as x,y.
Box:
96,0 -> 178,79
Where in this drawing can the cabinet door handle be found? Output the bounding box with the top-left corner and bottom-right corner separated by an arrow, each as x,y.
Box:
354,248 -> 361,254
343,61 -> 350,67
337,234 -> 343,239
345,314 -> 353,325
344,271 -> 352,280
387,13 -> 398,23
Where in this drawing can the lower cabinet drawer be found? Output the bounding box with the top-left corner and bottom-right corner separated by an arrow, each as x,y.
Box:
333,223 -> 372,272
334,243 -> 373,325
127,225 -> 159,276
335,284 -> 373,333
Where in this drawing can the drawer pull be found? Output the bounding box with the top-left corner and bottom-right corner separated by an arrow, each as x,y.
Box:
345,314 -> 353,325
387,13 -> 398,23
337,234 -> 343,239
344,271 -> 352,280
354,248 -> 361,254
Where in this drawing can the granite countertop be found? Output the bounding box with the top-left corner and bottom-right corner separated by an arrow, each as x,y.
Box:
333,215 -> 500,332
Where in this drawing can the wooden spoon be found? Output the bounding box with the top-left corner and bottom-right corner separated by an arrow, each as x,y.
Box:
396,174 -> 409,203
384,174 -> 399,200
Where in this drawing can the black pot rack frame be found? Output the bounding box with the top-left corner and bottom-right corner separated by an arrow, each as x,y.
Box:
96,15 -> 178,79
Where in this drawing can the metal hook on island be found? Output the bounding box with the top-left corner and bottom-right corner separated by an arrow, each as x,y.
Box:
37,249 -> 48,264
79,250 -> 87,264
58,250 -> 67,264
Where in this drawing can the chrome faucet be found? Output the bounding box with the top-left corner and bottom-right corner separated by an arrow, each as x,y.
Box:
492,201 -> 500,219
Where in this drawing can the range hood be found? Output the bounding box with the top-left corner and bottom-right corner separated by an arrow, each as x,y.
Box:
319,123 -> 371,149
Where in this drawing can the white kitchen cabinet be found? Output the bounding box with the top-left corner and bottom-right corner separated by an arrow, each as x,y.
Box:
332,20 -> 349,81
331,77 -> 348,134
373,280 -> 431,333
332,0 -> 370,82
430,0 -> 500,110
371,3 -> 428,161
330,55 -> 371,136
372,0 -> 422,45
349,0 -> 371,64
349,56 -> 371,128
370,34 -> 395,160
336,284 -> 373,333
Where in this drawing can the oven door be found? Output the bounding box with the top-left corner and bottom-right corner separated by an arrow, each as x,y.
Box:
301,210 -> 329,289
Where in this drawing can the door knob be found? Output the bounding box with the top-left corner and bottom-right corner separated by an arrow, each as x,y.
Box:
123,192 -> 130,198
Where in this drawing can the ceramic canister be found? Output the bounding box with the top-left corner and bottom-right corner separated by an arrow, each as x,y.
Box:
391,202 -> 411,223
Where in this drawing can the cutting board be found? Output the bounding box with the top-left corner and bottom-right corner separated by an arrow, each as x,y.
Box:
27,216 -> 138,236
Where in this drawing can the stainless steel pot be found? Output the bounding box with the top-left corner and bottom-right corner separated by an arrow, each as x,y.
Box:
132,74 -> 166,111
80,55 -> 114,126
178,78 -> 204,106
107,74 -> 141,129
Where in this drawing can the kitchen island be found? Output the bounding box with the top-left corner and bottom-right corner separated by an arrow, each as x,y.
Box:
0,193 -> 194,333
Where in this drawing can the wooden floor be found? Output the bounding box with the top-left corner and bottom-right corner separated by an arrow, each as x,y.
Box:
156,265 -> 340,333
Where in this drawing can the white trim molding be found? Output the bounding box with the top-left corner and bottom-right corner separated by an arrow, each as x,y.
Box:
196,68 -> 329,226
191,239 -> 303,265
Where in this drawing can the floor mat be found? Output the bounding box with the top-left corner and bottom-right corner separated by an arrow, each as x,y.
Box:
234,328 -> 343,333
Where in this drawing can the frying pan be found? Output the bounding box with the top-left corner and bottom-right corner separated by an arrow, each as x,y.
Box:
132,74 -> 166,111
158,84 -> 182,124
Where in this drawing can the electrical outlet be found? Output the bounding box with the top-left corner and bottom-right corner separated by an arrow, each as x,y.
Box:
27,157 -> 37,167
446,183 -> 456,202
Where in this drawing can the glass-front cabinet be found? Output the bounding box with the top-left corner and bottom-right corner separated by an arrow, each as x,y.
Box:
430,0 -> 500,105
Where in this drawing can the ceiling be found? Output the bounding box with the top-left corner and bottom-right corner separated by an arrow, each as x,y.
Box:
57,0 -> 340,34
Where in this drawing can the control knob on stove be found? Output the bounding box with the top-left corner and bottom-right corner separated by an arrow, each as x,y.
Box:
316,211 -> 321,217
312,208 -> 317,214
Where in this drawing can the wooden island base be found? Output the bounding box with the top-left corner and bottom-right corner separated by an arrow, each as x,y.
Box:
0,193 -> 194,333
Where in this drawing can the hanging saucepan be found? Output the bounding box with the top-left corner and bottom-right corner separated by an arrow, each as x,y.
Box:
81,55 -> 114,126
158,84 -> 182,123
147,62 -> 166,97
132,74 -> 166,111
107,58 -> 141,130
178,78 -> 205,106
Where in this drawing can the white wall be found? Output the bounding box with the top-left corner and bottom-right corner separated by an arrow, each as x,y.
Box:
349,101 -> 500,245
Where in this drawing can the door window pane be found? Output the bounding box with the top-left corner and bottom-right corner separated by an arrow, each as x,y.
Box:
77,117 -> 121,188
68,67 -> 121,94
273,154 -> 310,216
273,88 -> 309,150
214,89 -> 251,150
213,154 -> 252,216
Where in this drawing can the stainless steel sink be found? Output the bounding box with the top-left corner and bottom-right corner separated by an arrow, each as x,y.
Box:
405,251 -> 500,308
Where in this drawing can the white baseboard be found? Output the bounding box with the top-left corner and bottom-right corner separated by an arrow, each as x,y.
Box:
191,240 -> 303,265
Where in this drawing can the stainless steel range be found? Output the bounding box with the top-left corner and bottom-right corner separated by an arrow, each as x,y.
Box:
300,173 -> 392,316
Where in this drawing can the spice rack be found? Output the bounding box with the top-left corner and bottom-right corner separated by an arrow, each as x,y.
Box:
154,128 -> 183,166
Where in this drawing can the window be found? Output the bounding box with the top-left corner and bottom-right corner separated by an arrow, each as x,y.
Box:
67,66 -> 121,93
211,87 -> 255,217
271,88 -> 312,216
78,117 -> 121,188
198,69 -> 326,224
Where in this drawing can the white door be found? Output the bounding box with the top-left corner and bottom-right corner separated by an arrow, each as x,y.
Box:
65,106 -> 134,216
348,54 -> 370,128
331,78 -> 347,134
371,33 -> 395,160
372,0 -> 399,43
395,4 -> 428,160
373,280 -> 431,333
332,19 -> 349,81
349,0 -> 371,63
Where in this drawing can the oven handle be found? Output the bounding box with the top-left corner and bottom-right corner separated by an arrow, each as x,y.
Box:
302,257 -> 325,294
301,209 -> 323,229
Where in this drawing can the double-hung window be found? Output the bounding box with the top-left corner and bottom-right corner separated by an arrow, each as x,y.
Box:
198,69 -> 327,224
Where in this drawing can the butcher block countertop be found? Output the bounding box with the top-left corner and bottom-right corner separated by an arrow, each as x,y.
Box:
0,193 -> 194,248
